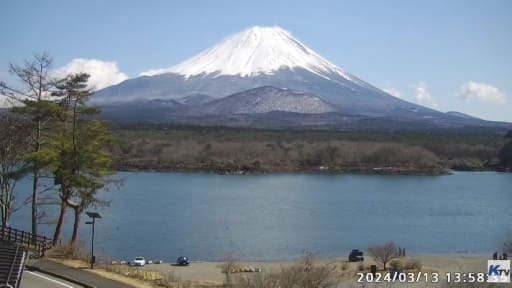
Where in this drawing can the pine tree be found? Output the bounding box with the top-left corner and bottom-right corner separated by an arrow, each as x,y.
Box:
41,73 -> 114,245
499,132 -> 512,170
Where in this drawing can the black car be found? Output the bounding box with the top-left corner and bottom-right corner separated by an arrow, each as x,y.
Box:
176,256 -> 190,266
348,249 -> 364,262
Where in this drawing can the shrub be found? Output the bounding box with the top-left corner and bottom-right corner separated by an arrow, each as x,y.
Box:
223,252 -> 336,288
52,241 -> 89,262
404,259 -> 422,270
159,271 -> 181,287
366,242 -> 400,270
357,263 -> 364,271
389,259 -> 403,270
341,262 -> 348,271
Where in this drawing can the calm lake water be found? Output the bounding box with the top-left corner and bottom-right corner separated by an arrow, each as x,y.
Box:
10,171 -> 512,261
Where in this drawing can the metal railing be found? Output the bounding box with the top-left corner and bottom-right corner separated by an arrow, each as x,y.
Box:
0,226 -> 53,257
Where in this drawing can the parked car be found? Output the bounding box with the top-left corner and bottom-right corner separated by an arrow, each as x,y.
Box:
348,249 -> 364,262
176,256 -> 190,266
132,256 -> 146,266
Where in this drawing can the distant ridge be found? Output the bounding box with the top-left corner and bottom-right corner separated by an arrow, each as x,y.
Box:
190,86 -> 337,115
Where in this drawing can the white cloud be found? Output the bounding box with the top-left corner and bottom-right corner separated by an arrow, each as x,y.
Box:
0,93 -> 12,108
411,81 -> 436,107
139,68 -> 173,77
53,59 -> 128,90
457,81 -> 507,104
382,88 -> 401,98
0,88 -> 21,108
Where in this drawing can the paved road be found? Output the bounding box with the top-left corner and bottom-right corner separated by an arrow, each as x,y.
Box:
20,270 -> 81,288
27,259 -> 135,288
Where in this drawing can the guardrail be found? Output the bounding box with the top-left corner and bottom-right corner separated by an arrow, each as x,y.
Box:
1,226 -> 53,257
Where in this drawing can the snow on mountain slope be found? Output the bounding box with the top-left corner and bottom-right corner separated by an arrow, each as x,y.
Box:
93,26 -> 510,129
194,86 -> 338,115
141,26 -> 356,82
95,26 -> 443,118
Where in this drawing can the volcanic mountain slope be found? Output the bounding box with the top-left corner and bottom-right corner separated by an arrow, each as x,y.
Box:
94,26 -> 511,130
94,26 -> 438,117
176,94 -> 214,105
189,86 -> 338,115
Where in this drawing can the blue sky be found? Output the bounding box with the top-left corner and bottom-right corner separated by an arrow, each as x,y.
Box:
1,0 -> 511,121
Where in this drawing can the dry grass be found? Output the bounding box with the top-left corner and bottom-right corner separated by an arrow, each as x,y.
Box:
404,259 -> 422,270
224,253 -> 337,288
50,241 -> 90,262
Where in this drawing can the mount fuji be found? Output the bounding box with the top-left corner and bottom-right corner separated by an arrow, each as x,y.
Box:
94,26 -> 508,129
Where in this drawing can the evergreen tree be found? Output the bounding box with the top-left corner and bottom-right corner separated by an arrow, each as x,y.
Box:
41,73 -> 114,244
499,131 -> 512,169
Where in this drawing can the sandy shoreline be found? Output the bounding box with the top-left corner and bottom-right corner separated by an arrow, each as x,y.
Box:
51,254 -> 498,287
144,255 -> 491,282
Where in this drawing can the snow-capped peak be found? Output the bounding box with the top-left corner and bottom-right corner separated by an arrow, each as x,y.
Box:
141,26 -> 354,81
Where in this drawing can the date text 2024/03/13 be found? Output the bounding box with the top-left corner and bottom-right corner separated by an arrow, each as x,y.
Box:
357,272 -> 492,284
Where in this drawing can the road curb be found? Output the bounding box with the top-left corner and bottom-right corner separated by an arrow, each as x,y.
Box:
25,265 -> 97,288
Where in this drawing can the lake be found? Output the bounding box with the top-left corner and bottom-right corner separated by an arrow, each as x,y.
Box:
9,171 -> 512,261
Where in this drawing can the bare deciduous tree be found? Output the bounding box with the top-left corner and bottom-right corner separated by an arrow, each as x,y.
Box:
367,242 -> 401,270
0,53 -> 59,240
0,115 -> 30,230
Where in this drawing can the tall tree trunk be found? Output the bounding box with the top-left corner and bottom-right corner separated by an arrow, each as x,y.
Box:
1,206 -> 7,236
1,200 -> 10,228
70,205 -> 80,244
31,169 -> 39,243
53,194 -> 68,246
31,119 -> 41,243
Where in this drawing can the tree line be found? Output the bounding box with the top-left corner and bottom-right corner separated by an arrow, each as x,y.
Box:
110,123 -> 512,174
0,54 -> 115,246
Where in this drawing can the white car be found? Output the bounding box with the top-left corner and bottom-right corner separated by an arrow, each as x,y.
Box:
132,256 -> 146,266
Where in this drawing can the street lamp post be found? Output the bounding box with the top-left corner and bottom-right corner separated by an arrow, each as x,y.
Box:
85,212 -> 101,269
